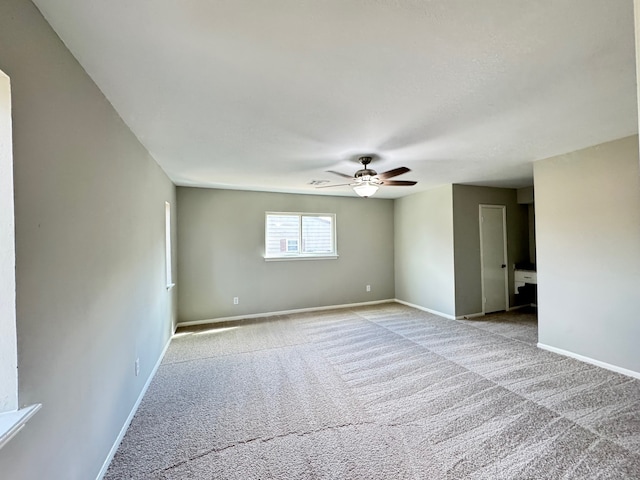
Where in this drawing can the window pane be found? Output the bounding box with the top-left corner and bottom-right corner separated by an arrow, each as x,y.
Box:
302,216 -> 333,254
266,215 -> 299,256
286,239 -> 298,252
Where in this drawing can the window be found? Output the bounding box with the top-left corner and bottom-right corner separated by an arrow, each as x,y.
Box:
165,202 -> 174,290
0,68 -> 17,415
265,212 -> 337,260
0,69 -> 40,450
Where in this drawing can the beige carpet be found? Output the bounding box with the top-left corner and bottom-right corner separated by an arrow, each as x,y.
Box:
105,303 -> 640,479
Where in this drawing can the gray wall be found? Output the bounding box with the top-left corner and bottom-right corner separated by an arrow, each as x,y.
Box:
535,135 -> 640,374
0,1 -> 177,479
452,185 -> 530,316
177,187 -> 394,322
394,185 -> 456,317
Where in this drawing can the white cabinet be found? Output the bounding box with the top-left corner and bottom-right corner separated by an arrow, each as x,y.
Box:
514,269 -> 537,289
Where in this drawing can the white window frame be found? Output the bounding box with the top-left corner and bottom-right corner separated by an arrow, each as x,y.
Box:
264,212 -> 338,261
165,202 -> 175,290
0,69 -> 40,450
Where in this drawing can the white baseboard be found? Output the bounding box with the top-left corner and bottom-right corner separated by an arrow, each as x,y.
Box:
176,299 -> 397,328
96,336 -> 173,480
393,299 -> 456,320
537,343 -> 640,380
455,312 -> 485,320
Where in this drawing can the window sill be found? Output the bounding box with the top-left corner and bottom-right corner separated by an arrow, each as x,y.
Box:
264,255 -> 339,262
0,404 -> 41,450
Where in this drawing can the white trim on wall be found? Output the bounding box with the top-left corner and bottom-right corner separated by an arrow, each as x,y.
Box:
96,336 -> 173,480
0,69 -> 42,450
538,343 -> 640,380
177,299 -> 396,327
394,299 -> 456,320
0,404 -> 41,451
0,69 -> 18,414
165,201 -> 175,290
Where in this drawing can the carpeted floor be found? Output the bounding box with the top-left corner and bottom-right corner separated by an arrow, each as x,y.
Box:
105,303 -> 640,479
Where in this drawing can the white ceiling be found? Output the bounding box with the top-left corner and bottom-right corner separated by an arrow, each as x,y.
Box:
33,0 -> 638,198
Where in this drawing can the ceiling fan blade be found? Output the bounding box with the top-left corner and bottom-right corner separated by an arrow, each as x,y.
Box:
378,166 -> 410,180
382,180 -> 417,186
315,183 -> 353,189
327,170 -> 354,179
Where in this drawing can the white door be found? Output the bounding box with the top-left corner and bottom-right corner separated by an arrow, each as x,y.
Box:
479,205 -> 508,313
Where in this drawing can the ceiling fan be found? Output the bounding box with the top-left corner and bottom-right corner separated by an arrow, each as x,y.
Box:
318,156 -> 417,198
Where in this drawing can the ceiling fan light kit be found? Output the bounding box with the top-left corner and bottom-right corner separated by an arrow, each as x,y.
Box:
352,181 -> 379,198
320,156 -> 417,198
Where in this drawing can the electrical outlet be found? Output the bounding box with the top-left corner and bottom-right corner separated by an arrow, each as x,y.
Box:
135,358 -> 140,377
366,285 -> 371,292
233,297 -> 239,305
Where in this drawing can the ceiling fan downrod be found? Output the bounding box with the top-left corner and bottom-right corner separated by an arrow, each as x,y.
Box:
355,156 -> 377,179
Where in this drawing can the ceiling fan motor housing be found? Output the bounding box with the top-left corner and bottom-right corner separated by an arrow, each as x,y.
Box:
354,168 -> 377,179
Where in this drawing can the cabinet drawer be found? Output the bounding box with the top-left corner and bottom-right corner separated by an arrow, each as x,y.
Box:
515,270 -> 537,284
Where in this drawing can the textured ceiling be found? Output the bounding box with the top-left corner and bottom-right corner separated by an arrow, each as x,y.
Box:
33,0 -> 638,198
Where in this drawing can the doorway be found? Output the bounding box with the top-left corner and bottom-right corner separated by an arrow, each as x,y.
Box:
479,205 -> 508,313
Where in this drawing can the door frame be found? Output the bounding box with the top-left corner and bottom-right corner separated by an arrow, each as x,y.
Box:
479,204 -> 509,314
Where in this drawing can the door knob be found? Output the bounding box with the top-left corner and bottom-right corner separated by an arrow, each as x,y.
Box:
501,264 -> 506,268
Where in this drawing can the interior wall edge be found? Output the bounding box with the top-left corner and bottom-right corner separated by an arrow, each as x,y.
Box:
534,134 -> 640,376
